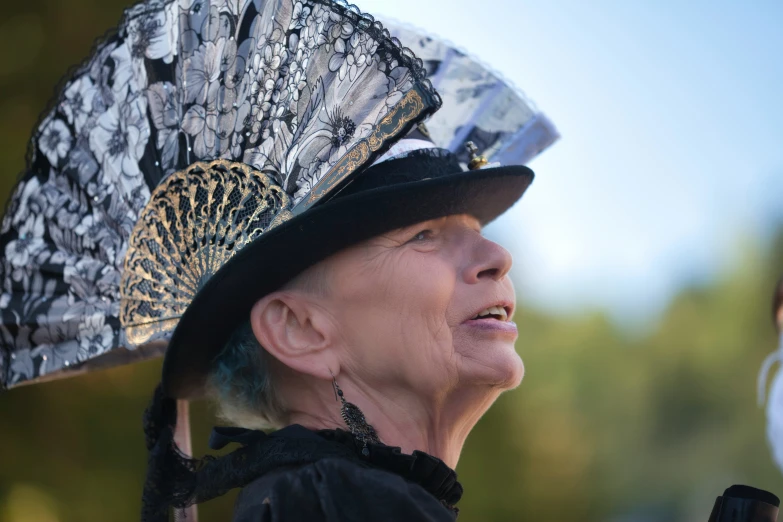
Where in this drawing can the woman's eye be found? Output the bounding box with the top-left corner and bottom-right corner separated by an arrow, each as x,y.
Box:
410,230 -> 433,242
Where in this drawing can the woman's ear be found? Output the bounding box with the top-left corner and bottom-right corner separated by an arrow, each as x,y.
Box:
249,291 -> 336,380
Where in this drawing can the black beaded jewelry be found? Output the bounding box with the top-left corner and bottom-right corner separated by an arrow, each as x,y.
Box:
331,376 -> 380,456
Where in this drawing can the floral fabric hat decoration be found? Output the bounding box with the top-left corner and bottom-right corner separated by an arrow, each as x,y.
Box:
383,20 -> 559,167
0,0 -> 442,391
0,0 -> 555,401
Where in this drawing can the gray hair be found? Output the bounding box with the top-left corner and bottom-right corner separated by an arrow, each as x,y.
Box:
207,321 -> 287,430
206,259 -> 332,430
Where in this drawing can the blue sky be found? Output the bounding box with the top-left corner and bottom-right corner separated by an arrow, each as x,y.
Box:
366,0 -> 783,321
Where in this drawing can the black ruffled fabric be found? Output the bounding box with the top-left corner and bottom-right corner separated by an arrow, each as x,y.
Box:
316,427 -> 463,508
212,423 -> 463,520
142,387 -> 365,520
141,377 -> 462,520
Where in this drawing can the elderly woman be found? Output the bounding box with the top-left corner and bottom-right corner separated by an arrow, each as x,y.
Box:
135,132 -> 534,520
0,0 -> 556,520
209,208 -> 521,520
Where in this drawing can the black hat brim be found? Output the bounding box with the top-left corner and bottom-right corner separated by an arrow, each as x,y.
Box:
162,165 -> 534,398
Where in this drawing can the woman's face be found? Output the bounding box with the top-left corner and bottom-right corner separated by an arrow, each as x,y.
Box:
320,214 -> 523,398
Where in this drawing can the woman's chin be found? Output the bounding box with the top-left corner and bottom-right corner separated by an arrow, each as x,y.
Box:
457,341 -> 525,389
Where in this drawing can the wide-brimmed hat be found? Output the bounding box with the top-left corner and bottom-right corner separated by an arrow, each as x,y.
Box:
0,0 -> 557,400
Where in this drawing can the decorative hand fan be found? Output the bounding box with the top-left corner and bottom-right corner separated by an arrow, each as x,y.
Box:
0,0 -> 440,390
382,19 -> 559,167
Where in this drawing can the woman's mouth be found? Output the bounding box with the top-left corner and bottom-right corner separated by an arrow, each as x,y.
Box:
463,305 -> 517,337
469,305 -> 509,322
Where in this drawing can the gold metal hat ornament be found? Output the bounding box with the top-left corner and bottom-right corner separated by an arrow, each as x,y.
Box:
466,141 -> 489,170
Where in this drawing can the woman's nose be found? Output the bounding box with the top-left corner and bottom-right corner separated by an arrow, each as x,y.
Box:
464,236 -> 513,283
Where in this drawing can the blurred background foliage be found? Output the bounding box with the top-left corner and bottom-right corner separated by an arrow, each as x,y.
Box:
1,1 -> 783,521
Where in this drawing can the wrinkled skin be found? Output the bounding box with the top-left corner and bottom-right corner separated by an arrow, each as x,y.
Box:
250,214 -> 522,467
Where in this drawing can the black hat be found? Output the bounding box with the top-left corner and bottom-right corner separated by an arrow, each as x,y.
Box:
0,0 -> 557,398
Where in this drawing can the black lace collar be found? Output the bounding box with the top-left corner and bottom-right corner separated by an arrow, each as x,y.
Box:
209,424 -> 463,508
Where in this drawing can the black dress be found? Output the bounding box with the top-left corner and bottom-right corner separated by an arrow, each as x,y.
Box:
208,424 -> 463,521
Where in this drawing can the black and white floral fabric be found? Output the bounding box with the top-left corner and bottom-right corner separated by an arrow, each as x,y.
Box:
383,21 -> 559,167
0,0 -> 439,389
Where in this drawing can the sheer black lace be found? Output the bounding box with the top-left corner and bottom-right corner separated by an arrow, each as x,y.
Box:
141,385 -> 462,520
143,386 -> 355,520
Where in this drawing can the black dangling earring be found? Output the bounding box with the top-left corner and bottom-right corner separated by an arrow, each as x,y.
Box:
331,375 -> 380,456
